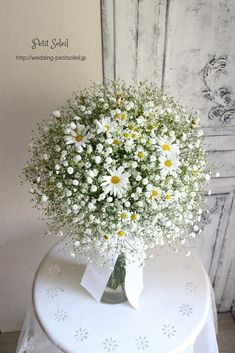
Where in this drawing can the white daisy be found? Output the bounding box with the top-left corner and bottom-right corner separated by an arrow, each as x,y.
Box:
130,213 -> 140,222
124,138 -> 135,151
159,154 -> 180,176
135,148 -> 147,161
118,210 -> 130,222
116,229 -> 126,237
146,188 -> 161,203
158,136 -> 179,155
96,117 -> 117,134
165,191 -> 173,203
64,123 -> 91,148
101,167 -> 129,196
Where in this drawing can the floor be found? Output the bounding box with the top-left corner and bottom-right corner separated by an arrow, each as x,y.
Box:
217,313 -> 235,353
0,313 -> 234,353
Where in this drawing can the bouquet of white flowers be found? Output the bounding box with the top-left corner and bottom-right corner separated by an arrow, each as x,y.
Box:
24,81 -> 210,268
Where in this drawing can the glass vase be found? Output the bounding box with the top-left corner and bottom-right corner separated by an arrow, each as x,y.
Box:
101,253 -> 127,304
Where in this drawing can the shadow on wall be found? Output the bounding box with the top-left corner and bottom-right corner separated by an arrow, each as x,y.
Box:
0,216 -> 57,331
0,81 -> 62,332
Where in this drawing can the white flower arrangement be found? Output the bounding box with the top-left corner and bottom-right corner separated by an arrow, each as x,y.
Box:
24,81 -> 211,264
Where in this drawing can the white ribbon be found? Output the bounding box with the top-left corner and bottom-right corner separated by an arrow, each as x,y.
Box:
125,260 -> 144,309
81,253 -> 118,302
81,254 -> 144,309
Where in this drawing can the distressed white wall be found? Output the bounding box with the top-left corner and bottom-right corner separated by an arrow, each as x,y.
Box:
0,0 -> 102,331
101,0 -> 235,313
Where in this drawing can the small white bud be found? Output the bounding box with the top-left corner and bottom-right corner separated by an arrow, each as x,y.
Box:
41,194 -> 48,202
74,155 -> 81,162
67,167 -> 74,175
142,178 -> 148,185
95,156 -> 101,164
87,177 -> 93,184
53,110 -> 61,118
70,121 -> 76,130
91,185 -> 97,192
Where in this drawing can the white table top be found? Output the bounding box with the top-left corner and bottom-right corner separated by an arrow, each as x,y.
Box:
33,242 -> 211,353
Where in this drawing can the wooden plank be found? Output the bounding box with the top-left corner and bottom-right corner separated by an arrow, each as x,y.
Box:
101,0 -> 168,85
203,126 -> 235,136
114,0 -> 139,83
101,0 -> 115,81
204,135 -> 235,151
209,192 -> 234,284
205,177 -> 235,194
220,258 -> 235,311
0,331 -> 19,353
136,0 -> 167,84
194,195 -> 225,273
212,192 -> 235,310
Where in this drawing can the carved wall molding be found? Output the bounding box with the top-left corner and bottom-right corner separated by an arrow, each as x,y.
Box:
202,55 -> 235,124
200,196 -> 224,229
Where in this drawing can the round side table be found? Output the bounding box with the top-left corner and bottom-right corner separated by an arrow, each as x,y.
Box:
17,242 -> 219,353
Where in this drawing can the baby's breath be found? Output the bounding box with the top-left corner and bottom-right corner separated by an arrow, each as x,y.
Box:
23,81 -> 211,264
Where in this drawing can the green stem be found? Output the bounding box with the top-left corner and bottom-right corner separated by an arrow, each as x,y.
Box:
106,254 -> 126,291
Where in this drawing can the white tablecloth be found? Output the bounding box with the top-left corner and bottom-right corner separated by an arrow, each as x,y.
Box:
16,243 -> 219,353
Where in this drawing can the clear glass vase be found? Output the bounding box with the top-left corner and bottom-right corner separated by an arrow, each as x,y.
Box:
101,253 -> 127,304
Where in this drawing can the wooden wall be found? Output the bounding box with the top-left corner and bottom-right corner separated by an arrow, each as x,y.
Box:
101,0 -> 235,312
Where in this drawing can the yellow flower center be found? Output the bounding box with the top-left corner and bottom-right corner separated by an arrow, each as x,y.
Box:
116,113 -> 126,120
147,124 -> 154,131
121,212 -> 127,219
162,144 -> 170,151
131,213 -> 138,221
104,124 -> 110,131
138,151 -> 145,159
75,134 -> 83,142
123,132 -> 129,138
118,98 -> 125,105
131,133 -> 137,138
113,139 -> 120,145
117,230 -> 125,237
111,176 -> 120,184
164,159 -> 172,168
151,190 -> 158,198
166,194 -> 171,201
104,234 -> 109,240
